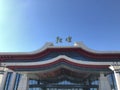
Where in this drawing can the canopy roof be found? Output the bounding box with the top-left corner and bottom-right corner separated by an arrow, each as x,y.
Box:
0,42 -> 119,72
1,42 -> 120,61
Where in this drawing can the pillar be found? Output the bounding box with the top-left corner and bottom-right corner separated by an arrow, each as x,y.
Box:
18,74 -> 29,90
8,72 -> 16,90
0,71 -> 8,90
113,71 -> 120,90
0,72 -> 4,88
99,73 -> 111,90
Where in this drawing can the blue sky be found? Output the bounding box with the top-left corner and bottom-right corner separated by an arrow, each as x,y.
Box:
0,0 -> 120,52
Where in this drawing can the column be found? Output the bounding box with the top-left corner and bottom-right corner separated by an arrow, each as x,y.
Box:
8,72 -> 16,90
99,73 -> 111,90
0,72 -> 4,87
0,71 -> 8,90
18,74 -> 29,90
113,71 -> 120,90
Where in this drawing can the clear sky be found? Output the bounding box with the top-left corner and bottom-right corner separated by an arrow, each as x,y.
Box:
0,0 -> 120,52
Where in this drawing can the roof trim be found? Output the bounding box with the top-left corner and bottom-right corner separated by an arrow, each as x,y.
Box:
1,42 -> 120,60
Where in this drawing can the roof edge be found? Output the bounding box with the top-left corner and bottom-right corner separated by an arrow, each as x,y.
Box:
1,42 -> 120,55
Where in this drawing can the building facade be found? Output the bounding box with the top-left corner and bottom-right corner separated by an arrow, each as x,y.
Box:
0,42 -> 120,90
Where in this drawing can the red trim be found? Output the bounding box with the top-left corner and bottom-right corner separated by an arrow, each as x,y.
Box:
1,48 -> 120,61
7,59 -> 109,70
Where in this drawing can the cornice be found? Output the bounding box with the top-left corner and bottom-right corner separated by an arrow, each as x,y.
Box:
1,42 -> 120,61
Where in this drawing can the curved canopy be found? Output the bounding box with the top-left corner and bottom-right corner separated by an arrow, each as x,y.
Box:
0,42 -> 117,73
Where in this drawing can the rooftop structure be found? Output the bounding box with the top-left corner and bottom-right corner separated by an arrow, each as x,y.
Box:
0,42 -> 120,90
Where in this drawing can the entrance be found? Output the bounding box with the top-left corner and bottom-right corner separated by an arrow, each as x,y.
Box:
28,68 -> 99,90
29,79 -> 99,90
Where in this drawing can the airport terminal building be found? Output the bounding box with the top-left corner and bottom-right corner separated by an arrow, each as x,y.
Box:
0,42 -> 120,90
